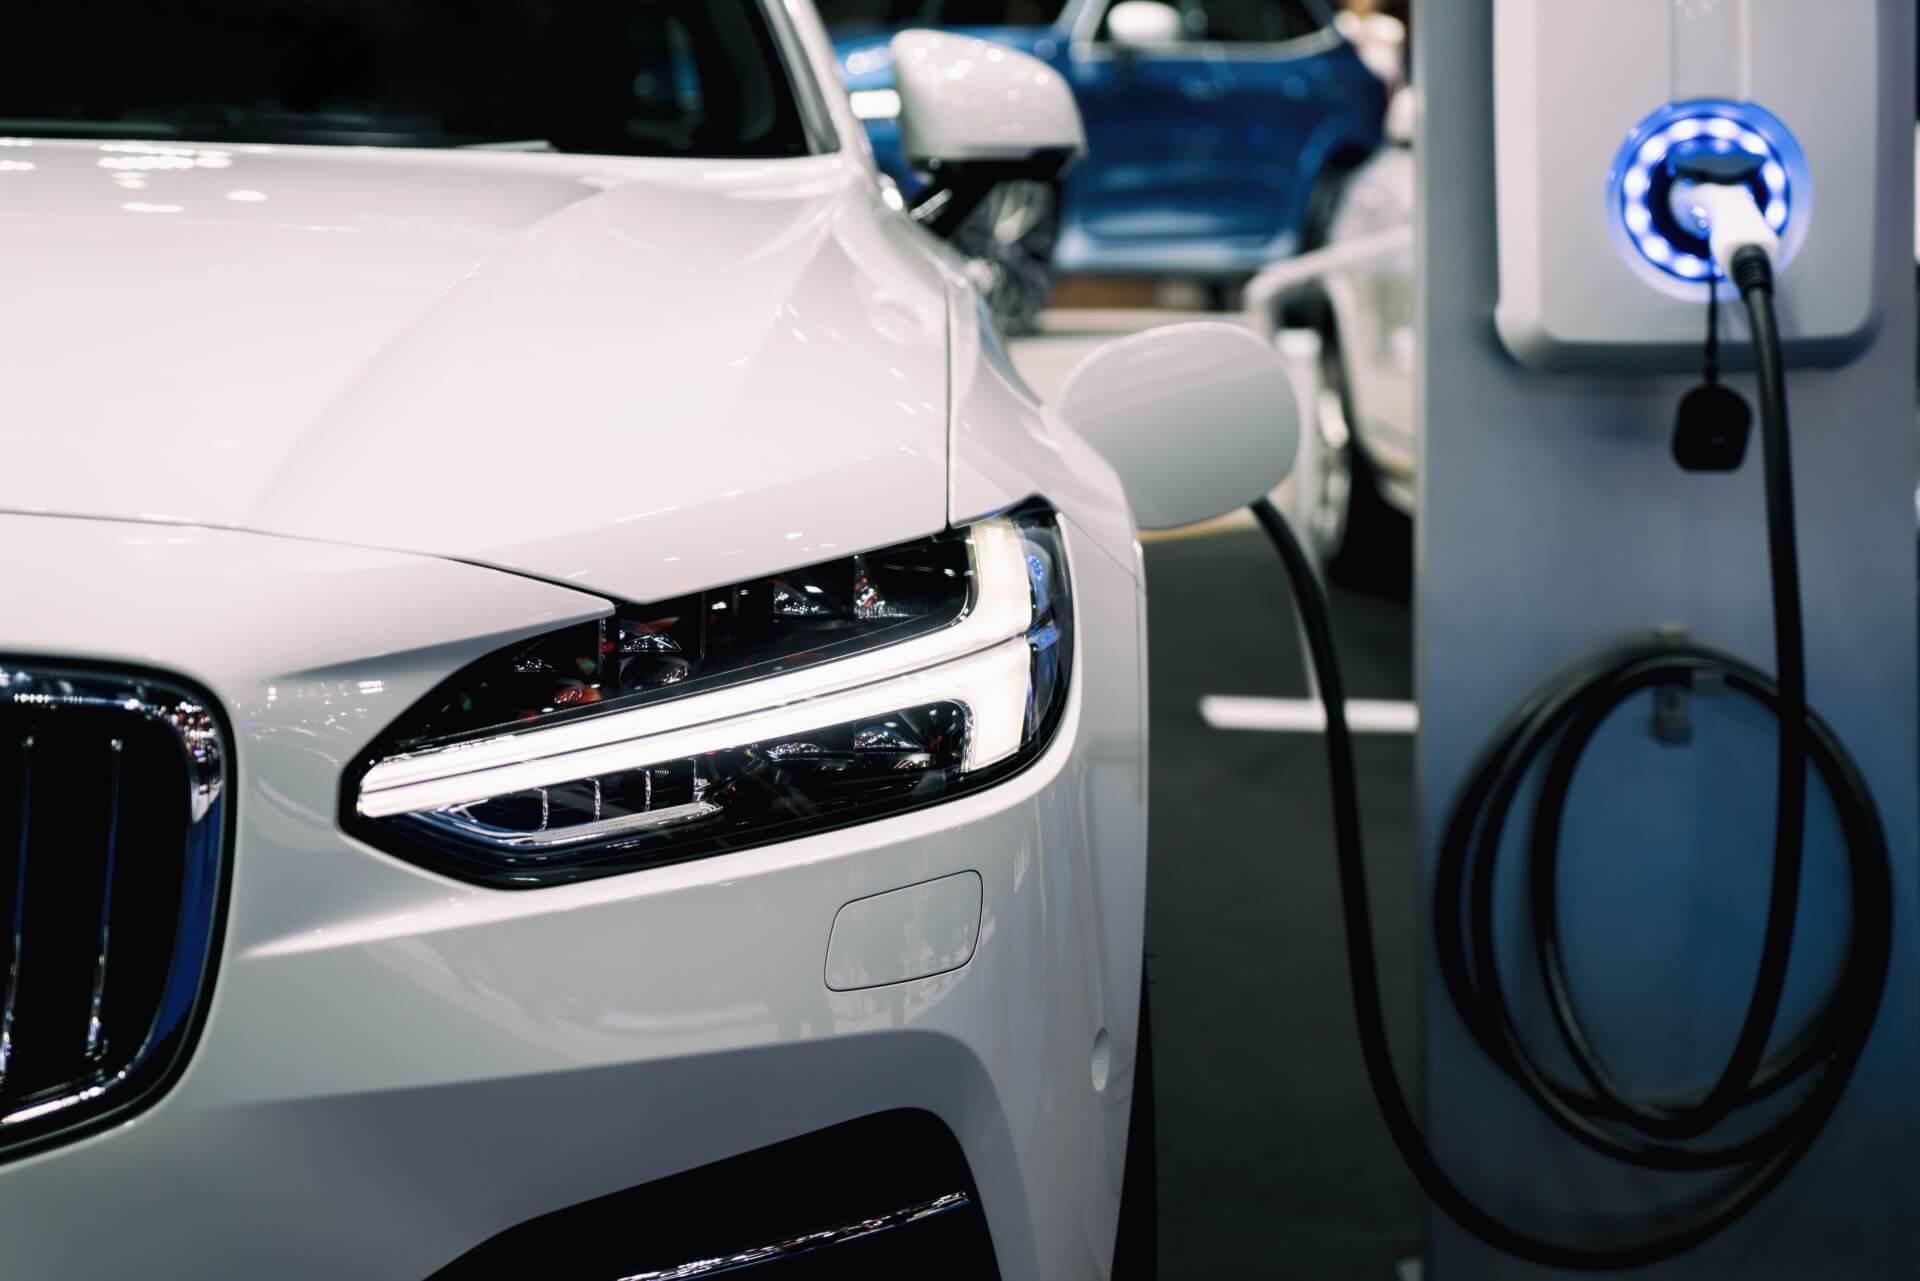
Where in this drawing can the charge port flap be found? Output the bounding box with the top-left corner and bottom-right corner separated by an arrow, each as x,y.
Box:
824,871 -> 983,992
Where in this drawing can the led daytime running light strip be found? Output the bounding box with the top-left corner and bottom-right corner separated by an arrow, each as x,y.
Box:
357,519 -> 1038,820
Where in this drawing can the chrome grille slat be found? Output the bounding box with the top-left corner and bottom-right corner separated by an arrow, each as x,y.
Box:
0,734 -> 31,1087
0,663 -> 228,1164
616,1193 -> 973,1280
84,738 -> 124,1063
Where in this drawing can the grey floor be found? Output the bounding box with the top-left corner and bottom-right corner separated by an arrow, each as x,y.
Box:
1142,528 -> 1423,1278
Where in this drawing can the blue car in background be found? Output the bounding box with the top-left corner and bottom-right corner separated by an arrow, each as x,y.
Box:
821,0 -> 1387,324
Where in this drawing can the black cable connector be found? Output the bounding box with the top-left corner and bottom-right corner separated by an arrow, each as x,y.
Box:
1255,255 -> 1892,1269
1673,276 -> 1751,472
1732,242 -> 1776,296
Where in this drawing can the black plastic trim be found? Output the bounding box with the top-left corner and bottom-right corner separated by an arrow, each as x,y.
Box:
425,1109 -> 1001,1280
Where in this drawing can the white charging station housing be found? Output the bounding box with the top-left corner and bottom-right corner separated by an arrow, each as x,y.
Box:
1494,0 -> 1885,372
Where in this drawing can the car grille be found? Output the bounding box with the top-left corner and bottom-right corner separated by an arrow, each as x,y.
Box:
0,662 -> 228,1162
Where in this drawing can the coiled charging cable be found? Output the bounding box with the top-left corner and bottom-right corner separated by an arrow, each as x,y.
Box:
1253,242 -> 1893,1268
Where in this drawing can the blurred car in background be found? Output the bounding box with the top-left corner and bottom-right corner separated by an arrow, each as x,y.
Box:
1248,86 -> 1411,592
822,0 -> 1387,328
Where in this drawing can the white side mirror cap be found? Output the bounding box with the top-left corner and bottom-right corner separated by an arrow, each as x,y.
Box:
1059,323 -> 1299,531
1107,0 -> 1185,49
891,29 -> 1086,167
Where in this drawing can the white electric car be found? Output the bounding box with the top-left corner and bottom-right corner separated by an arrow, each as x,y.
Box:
0,5 -> 1281,1277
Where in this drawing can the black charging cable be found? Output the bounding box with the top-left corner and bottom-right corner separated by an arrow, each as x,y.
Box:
1252,246 -> 1893,1269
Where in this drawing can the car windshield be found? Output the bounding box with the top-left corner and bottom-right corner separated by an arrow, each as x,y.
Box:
0,0 -> 815,158
818,1 -> 1068,36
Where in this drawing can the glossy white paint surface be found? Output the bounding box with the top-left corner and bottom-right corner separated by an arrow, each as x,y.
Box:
892,29 -> 1087,166
824,871 -> 983,991
0,142 -> 951,604
1059,322 -> 1298,531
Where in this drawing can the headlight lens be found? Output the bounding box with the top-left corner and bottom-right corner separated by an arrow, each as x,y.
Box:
345,507 -> 1072,887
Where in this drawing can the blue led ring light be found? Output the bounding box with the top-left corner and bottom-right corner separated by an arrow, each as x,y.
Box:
1609,100 -> 1808,286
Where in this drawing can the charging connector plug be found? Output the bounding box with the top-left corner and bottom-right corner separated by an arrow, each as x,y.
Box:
1670,150 -> 1781,278
1692,183 -> 1781,278
1669,158 -> 1777,474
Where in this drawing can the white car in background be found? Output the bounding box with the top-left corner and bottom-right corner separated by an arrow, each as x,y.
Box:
0,5 -> 1284,1277
1250,91 -> 1415,593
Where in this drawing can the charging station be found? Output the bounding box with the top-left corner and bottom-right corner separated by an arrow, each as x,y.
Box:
1413,1 -> 1919,1275
1493,1 -> 1884,372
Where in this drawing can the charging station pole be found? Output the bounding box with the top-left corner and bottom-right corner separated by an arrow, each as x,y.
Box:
1417,3 -> 1918,1276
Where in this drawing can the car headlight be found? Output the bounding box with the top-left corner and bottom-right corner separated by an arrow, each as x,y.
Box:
344,507 -> 1071,887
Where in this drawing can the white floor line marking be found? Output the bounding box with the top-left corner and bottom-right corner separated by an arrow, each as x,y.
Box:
1199,695 -> 1419,735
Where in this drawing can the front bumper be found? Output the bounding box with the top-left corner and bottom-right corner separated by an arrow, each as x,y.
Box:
0,512 -> 1148,1280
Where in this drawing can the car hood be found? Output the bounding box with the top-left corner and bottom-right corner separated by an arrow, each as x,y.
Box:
0,141 -> 952,604
835,27 -> 1055,89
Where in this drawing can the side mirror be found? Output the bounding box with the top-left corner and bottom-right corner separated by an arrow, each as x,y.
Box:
1059,323 -> 1300,531
1106,0 -> 1184,52
892,29 -> 1085,237
1384,86 -> 1415,147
